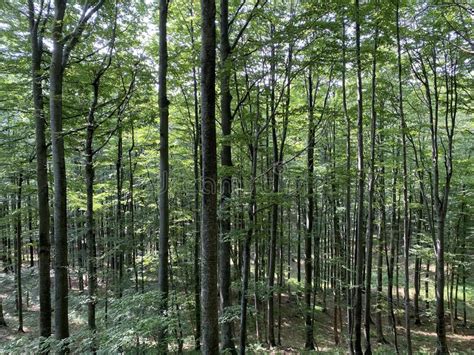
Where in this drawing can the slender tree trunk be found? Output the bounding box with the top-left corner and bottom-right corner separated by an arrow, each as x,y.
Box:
396,3 -> 412,352
219,0 -> 236,351
454,265 -> 459,321
27,183 -> 34,268
193,75 -> 202,350
200,0 -> 219,352
375,151 -> 387,344
116,124 -> 124,297
435,217 -> 449,354
77,213 -> 84,292
239,144 -> 257,355
158,0 -> 170,350
1,204 -> 8,272
267,23 -> 278,347
129,125 -> 138,292
460,195 -> 467,327
296,179 -> 301,284
354,0 -> 365,352
15,174 -> 24,333
341,11 -> 353,353
189,4 -> 201,348
425,260 -> 430,310
28,0 -> 51,340
304,69 -> 315,350
386,162 -> 399,354
364,12 -> 379,353
239,89 -> 260,353
85,76 -> 102,335
414,192 -> 423,326
331,118 -> 342,346
50,0 -> 69,342
277,206 -> 283,346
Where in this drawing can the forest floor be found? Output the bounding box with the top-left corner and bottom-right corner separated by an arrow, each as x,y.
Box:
1,264 -> 473,353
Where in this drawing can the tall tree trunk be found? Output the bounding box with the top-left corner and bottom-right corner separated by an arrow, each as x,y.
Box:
129,124 -> 138,292
193,70 -> 202,350
296,178 -> 301,284
116,124 -> 124,297
28,0 -> 51,340
15,174 -> 24,333
396,3 -> 412,352
85,78 -> 99,335
341,11 -> 353,353
76,211 -> 84,292
267,23 -> 277,347
277,206 -> 284,346
189,3 -> 201,348
354,0 -> 365,352
376,145 -> 387,344
50,0 -> 69,342
414,192 -> 423,326
239,84 -> 262,353
219,0 -> 236,352
239,142 -> 257,355
50,1 -> 104,344
364,11 -> 379,353
27,181 -> 34,268
158,0 -> 170,350
331,119 -> 342,346
386,160 -> 399,354
200,0 -> 218,352
460,191 -> 467,327
304,69 -> 315,350
435,218 -> 448,354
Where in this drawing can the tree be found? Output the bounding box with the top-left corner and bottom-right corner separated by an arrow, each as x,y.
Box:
353,0 -> 365,352
158,0 -> 170,350
15,174 -> 24,333
49,0 -> 70,340
304,68 -> 315,350
0,1 -> 471,354
49,0 -> 105,343
27,0 -> 51,341
364,3 -> 379,352
218,0 -> 236,351
83,8 -> 117,336
200,0 -> 219,353
396,2 -> 412,353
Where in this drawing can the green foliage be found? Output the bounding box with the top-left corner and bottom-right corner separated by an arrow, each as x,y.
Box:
0,0 -> 472,352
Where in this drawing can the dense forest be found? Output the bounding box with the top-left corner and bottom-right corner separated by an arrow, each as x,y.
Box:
0,0 -> 472,353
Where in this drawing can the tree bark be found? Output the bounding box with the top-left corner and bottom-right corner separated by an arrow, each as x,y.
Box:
396,3 -> 413,352
364,11 -> 379,353
304,69 -> 315,350
341,11 -> 353,353
267,23 -> 278,347
386,160 -> 400,353
219,0 -> 236,352
189,2 -> 201,348
15,174 -> 24,333
50,0 -> 69,341
85,101 -> 97,331
50,0 -> 105,344
200,0 -> 219,352
375,145 -> 387,344
158,0 -> 170,351
28,0 -> 51,340
354,0 -> 365,352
